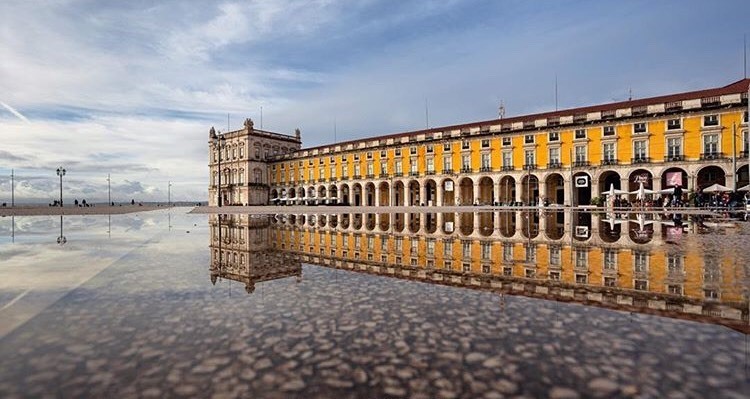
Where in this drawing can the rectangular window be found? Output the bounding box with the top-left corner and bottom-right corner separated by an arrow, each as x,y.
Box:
354,153 -> 360,161
366,151 -> 372,159
633,251 -> 648,273
426,144 -> 434,153
603,249 -> 617,270
443,155 -> 452,172
380,162 -> 388,174
462,241 -> 471,258
667,254 -> 683,275
574,146 -> 586,162
395,160 -> 402,173
461,154 -> 471,169
633,122 -> 647,133
410,239 -> 418,253
342,164 -> 348,177
549,246 -> 560,265
634,280 -> 648,290
502,137 -> 512,146
443,143 -> 451,151
524,150 -> 534,166
503,243 -> 513,261
549,271 -> 561,280
481,139 -> 490,148
524,135 -> 534,144
380,150 -> 386,158
549,148 -> 560,164
410,146 -> 417,155
354,164 -> 360,177
668,285 -> 683,295
502,152 -> 513,167
395,148 -> 402,156
574,129 -> 586,139
575,274 -> 587,284
481,242 -> 491,260
667,118 -> 681,130
548,132 -> 559,141
426,239 -> 435,255
481,153 -> 491,168
426,158 -> 434,172
633,140 -> 647,159
395,237 -> 403,251
703,114 -> 718,126
575,249 -> 588,269
461,141 -> 470,150
603,143 -> 615,161
525,244 -> 536,262
367,162 -> 374,176
604,277 -> 616,287
703,134 -> 719,154
603,126 -> 615,136
410,161 -> 417,173
667,137 -> 682,157
444,242 -> 453,257
329,165 -> 335,178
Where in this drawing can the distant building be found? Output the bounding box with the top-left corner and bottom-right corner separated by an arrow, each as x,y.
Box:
209,79 -> 749,206
208,118 -> 301,206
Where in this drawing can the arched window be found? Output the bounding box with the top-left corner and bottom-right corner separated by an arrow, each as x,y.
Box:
239,169 -> 244,184
254,168 -> 263,183
239,146 -> 244,158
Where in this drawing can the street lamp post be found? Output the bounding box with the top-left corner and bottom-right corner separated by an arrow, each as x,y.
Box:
168,181 -> 172,207
56,166 -> 66,207
212,135 -> 227,207
107,174 -> 111,206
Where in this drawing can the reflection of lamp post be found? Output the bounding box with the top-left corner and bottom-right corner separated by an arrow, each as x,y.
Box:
211,135 -> 227,207
56,166 -> 66,207
168,181 -> 172,207
57,215 -> 66,245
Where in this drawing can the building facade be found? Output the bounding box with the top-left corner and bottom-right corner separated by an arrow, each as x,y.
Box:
257,79 -> 749,206
208,118 -> 302,206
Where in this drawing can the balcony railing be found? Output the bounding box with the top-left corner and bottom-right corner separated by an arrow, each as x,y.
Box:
247,182 -> 268,188
353,174 -> 361,179
425,170 -> 436,175
700,152 -> 724,160
379,172 -> 388,178
441,169 -> 453,175
523,164 -> 537,170
501,165 -> 514,171
572,161 -> 590,168
600,159 -> 619,166
664,155 -> 684,162
409,171 -> 419,177
631,156 -> 651,164
479,166 -> 493,172
366,174 -> 374,179
741,150 -> 749,158
460,167 -> 473,173
317,178 -> 325,182
547,162 -> 562,169
394,172 -> 403,177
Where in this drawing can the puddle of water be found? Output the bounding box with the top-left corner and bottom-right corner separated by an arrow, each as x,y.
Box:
0,209 -> 747,398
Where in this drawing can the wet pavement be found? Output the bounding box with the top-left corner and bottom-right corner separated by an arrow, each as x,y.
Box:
0,209 -> 748,398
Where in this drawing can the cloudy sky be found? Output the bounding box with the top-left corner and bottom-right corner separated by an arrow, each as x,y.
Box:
0,0 -> 748,203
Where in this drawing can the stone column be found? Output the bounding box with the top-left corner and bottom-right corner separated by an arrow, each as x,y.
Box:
436,212 -> 444,232
436,181 -> 443,207
538,177 -> 547,204
515,179 -> 524,204
495,181 -> 502,205
473,182 -> 480,205
390,183 -> 397,207
564,174 -> 573,206
375,185 -> 381,207
420,181 -> 427,206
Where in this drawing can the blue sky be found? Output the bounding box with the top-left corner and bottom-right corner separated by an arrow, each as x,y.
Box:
0,0 -> 748,202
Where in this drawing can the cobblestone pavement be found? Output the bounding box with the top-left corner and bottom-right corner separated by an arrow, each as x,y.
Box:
0,212 -> 747,398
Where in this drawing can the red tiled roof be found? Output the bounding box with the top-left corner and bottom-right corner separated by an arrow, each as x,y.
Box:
299,78 -> 750,153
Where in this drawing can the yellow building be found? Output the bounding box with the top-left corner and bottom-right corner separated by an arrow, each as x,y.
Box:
262,79 -> 749,206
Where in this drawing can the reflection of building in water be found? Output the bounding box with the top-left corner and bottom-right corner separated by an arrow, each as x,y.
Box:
209,214 -> 302,293
268,211 -> 748,332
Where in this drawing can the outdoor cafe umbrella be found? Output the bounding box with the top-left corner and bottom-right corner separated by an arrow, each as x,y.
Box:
701,183 -> 732,193
629,182 -> 655,200
600,184 -> 628,197
658,187 -> 677,195
736,184 -> 749,192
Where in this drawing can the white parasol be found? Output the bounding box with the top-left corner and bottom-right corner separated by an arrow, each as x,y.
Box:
701,183 -> 732,193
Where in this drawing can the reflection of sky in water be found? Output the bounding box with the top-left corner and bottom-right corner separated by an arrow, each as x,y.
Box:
0,210 -> 748,398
